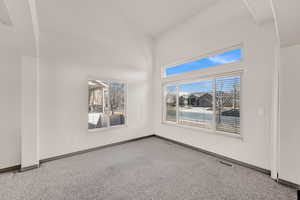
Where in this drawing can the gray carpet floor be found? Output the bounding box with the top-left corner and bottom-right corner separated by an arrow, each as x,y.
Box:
0,137 -> 296,200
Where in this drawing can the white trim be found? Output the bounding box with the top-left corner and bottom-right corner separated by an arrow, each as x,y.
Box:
88,125 -> 127,133
162,63 -> 243,84
164,69 -> 243,85
269,0 -> 281,180
162,122 -> 242,139
212,76 -> 216,133
162,84 -> 178,124
107,80 -> 111,129
269,0 -> 281,46
28,0 -> 40,58
162,44 -> 243,78
36,57 -> 40,163
176,83 -> 179,124
239,71 -> 244,140
161,84 -> 165,123
242,0 -> 259,24
269,43 -> 280,179
160,45 -> 244,139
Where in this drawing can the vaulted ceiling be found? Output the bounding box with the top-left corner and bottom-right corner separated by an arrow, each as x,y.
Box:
111,0 -> 220,37
0,0 -> 300,48
36,0 -> 224,38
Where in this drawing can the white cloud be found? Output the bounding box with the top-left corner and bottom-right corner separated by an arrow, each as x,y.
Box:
208,55 -> 236,64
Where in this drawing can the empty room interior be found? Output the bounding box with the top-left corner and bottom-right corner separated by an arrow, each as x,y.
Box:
0,0 -> 300,199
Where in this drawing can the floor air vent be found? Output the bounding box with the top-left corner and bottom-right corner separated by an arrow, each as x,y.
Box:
218,160 -> 233,167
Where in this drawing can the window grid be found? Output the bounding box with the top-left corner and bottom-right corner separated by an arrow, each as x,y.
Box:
163,72 -> 241,135
88,79 -> 126,131
164,48 -> 242,77
215,76 -> 240,134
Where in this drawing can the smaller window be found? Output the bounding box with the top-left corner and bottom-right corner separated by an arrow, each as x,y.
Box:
88,79 -> 126,130
165,48 -> 241,77
109,81 -> 126,127
164,85 -> 177,123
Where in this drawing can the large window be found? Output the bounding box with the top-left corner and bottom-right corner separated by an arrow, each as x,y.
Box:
164,48 -> 241,77
179,80 -> 213,129
88,79 -> 126,130
163,73 -> 241,135
163,46 -> 242,135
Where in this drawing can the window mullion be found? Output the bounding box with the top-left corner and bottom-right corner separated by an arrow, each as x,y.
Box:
107,80 -> 111,129
176,83 -> 179,125
163,85 -> 166,122
212,77 -> 216,132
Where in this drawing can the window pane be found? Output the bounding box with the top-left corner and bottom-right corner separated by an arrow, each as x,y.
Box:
165,85 -> 177,122
88,80 -> 109,129
215,76 -> 240,134
109,81 -> 126,126
165,48 -> 241,77
179,80 -> 213,129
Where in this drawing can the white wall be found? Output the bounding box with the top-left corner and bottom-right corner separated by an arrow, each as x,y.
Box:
0,45 -> 21,169
0,0 -> 286,175
279,44 -> 300,185
38,30 -> 154,159
153,14 -> 277,169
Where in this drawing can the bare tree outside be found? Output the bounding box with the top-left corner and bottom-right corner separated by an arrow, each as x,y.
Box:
164,76 -> 240,134
215,76 -> 240,134
109,82 -> 126,126
165,85 -> 177,122
178,80 -> 213,129
88,80 -> 126,130
88,80 -> 109,129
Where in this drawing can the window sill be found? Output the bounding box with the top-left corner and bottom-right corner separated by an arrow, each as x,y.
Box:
161,121 -> 243,140
88,124 -> 127,133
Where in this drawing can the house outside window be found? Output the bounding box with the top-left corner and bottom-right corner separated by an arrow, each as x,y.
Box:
162,45 -> 242,136
88,79 -> 126,130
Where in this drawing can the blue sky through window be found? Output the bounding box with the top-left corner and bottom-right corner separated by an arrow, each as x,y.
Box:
165,48 -> 241,76
180,80 -> 212,94
166,85 -> 177,93
216,76 -> 240,93
178,77 -> 240,93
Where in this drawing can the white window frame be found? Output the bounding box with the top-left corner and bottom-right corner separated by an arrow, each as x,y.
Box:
161,45 -> 243,138
88,78 -> 127,132
162,44 -> 242,78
